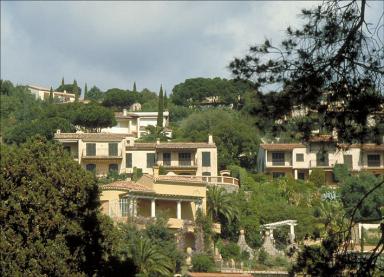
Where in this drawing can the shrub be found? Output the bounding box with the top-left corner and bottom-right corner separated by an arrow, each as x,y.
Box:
309,168 -> 326,187
220,242 -> 241,260
191,254 -> 215,272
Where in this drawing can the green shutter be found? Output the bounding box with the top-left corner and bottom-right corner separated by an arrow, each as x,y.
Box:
109,143 -> 118,156
147,153 -> 156,168
86,143 -> 96,156
126,153 -> 132,168
202,152 -> 211,167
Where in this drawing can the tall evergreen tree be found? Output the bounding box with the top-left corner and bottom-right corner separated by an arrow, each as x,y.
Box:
49,86 -> 54,103
157,85 -> 164,129
73,79 -> 79,102
84,83 -> 88,99
164,90 -> 168,109
133,82 -> 137,92
61,77 -> 64,86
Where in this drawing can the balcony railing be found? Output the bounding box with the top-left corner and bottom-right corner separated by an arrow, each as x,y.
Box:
202,176 -> 239,186
158,159 -> 198,168
82,149 -> 123,159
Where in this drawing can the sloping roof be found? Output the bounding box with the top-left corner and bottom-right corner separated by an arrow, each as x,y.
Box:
155,175 -> 206,184
54,132 -> 131,141
100,180 -> 154,193
358,144 -> 384,151
260,143 -> 305,151
308,134 -> 335,142
126,142 -> 216,150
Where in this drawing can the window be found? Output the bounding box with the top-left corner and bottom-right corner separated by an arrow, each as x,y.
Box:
202,172 -> 211,176
86,143 -> 96,156
298,172 -> 305,180
343,154 -> 353,170
109,143 -> 118,156
272,172 -> 285,179
120,198 -> 129,217
179,153 -> 191,166
272,152 -> 285,166
367,154 -> 380,167
163,152 -> 171,166
316,151 -> 329,166
86,164 -> 96,172
296,153 -> 304,162
126,153 -> 132,168
109,164 -> 118,172
147,153 -> 156,168
202,152 -> 211,167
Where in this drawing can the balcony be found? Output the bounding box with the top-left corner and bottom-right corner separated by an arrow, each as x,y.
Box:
202,176 -> 239,186
310,159 -> 336,168
82,149 -> 123,159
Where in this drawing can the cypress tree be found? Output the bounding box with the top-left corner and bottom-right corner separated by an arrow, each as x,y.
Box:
73,80 -> 79,102
84,83 -> 88,100
133,82 -> 137,92
61,77 -> 64,86
164,90 -> 168,109
157,85 -> 164,129
49,86 -> 54,103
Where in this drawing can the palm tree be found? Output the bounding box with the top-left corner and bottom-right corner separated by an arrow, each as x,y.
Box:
207,186 -> 238,223
131,236 -> 173,277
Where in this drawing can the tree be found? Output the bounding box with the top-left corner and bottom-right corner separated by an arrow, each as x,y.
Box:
84,83 -> 88,99
207,186 -> 237,223
49,86 -> 53,103
73,79 -> 79,102
191,254 -> 215,272
73,103 -> 116,132
102,88 -> 136,108
85,85 -> 104,102
133,82 -> 137,92
157,85 -> 164,129
230,0 -> 384,143
0,137 -> 115,275
61,77 -> 64,86
164,90 -> 168,109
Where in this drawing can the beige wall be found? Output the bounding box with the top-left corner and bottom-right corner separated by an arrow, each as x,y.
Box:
125,150 -> 155,174
196,148 -> 218,176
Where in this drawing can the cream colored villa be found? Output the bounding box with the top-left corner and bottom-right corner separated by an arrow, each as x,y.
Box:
101,109 -> 171,138
27,84 -> 76,103
54,131 -> 219,177
258,137 -> 384,183
99,168 -> 226,250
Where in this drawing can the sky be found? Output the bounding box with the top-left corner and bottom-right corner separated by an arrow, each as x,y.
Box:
1,1 -> 383,95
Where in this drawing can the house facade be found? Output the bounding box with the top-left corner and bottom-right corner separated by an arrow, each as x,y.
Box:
27,85 -> 76,103
101,110 -> 171,138
257,140 -> 384,183
54,131 -> 219,177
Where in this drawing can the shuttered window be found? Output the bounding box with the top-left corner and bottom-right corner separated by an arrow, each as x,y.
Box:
86,164 -> 96,172
367,154 -> 380,167
86,143 -> 96,156
109,164 -> 118,172
202,152 -> 211,167
147,153 -> 156,168
126,153 -> 132,168
109,143 -> 118,156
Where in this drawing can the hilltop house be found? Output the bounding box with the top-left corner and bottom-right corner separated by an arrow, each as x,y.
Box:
101,109 -> 171,138
27,84 -> 76,103
257,135 -> 384,183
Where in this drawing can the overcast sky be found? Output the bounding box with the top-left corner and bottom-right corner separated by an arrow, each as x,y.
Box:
1,1 -> 382,94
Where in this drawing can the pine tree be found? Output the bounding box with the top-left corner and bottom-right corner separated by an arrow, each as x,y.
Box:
73,79 -> 79,102
61,77 -> 64,86
84,83 -> 88,100
133,82 -> 137,92
157,85 -> 164,129
49,87 -> 54,103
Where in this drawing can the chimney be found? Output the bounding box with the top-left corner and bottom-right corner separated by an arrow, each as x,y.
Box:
56,129 -> 61,134
156,138 -> 160,144
63,90 -> 66,94
123,109 -> 127,116
208,134 -> 213,144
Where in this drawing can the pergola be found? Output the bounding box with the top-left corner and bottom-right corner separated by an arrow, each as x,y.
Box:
261,220 -> 298,243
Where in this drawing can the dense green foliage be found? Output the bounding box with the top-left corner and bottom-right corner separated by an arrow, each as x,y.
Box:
56,82 -> 82,96
0,137 -> 119,276
157,85 -> 164,129
102,88 -> 138,108
191,254 -> 215,272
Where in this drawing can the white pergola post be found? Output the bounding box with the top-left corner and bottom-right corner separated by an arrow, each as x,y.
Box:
294,169 -> 298,180
151,199 -> 156,218
290,224 -> 295,242
177,201 -> 182,219
133,199 -> 138,217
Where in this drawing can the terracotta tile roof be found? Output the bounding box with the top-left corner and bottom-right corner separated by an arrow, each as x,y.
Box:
126,143 -> 156,150
54,132 -> 131,141
187,273 -> 253,277
358,144 -> 384,151
308,134 -> 335,142
156,142 -> 216,149
260,143 -> 305,151
100,181 -> 154,193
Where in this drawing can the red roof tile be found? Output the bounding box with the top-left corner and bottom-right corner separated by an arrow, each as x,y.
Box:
100,181 -> 154,193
